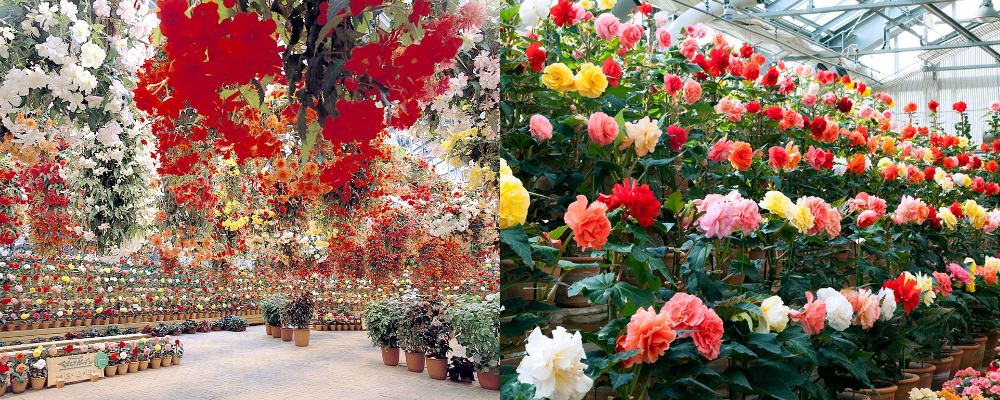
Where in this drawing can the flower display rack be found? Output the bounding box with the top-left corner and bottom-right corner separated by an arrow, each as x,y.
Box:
0,313 -> 262,343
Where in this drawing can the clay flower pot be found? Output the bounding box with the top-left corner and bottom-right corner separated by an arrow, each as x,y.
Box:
150,358 -> 161,369
138,361 -> 148,371
117,363 -> 128,376
293,328 -> 310,347
983,329 -> 1000,367
11,379 -> 27,394
905,362 -> 935,390
944,346 -> 964,379
956,342 -> 982,371
271,326 -> 282,338
161,357 -> 171,367
172,356 -> 181,365
928,356 -> 954,390
281,327 -> 293,342
426,358 -> 448,380
265,325 -> 272,335
838,393 -> 870,400
892,373 -> 919,400
974,335 -> 989,368
477,367 -> 501,390
104,365 -> 117,377
128,362 -> 139,373
404,351 -> 425,373
29,376 -> 44,390
381,348 -> 400,366
847,381 -> 897,399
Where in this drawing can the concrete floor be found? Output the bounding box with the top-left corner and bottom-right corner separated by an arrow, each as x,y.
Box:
12,325 -> 496,400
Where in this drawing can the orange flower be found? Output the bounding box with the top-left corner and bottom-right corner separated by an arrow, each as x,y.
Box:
881,138 -> 894,155
564,195 -> 612,251
274,167 -> 294,183
615,305 -> 677,368
729,141 -> 754,171
848,130 -> 866,146
847,154 -> 866,175
784,142 -> 801,171
274,158 -> 287,168
904,102 -> 917,113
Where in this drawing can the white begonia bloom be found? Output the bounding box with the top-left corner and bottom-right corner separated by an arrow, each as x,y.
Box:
517,327 -> 593,400
518,0 -> 553,35
755,296 -> 790,333
815,287 -> 840,301
60,0 -> 79,19
824,292 -> 853,331
96,121 -> 122,146
94,0 -> 111,17
832,156 -> 848,176
35,36 -> 68,64
877,288 -> 897,320
70,21 -> 90,43
83,231 -> 96,241
34,2 -> 58,31
80,42 -> 107,69
653,11 -> 670,27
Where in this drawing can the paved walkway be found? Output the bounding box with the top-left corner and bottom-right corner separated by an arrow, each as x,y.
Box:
14,325 -> 496,400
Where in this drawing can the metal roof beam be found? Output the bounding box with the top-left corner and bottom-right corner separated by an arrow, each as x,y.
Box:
752,0 -> 952,18
922,63 -> 1000,72
785,40 -> 1000,58
821,6 -> 925,51
920,4 -> 1000,62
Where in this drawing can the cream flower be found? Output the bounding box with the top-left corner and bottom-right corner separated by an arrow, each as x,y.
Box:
785,201 -> 815,234
624,117 -> 661,157
517,327 -> 593,400
759,191 -> 792,216
938,207 -> 958,230
877,288 -> 896,320
755,296 -> 790,333
824,291 -> 853,331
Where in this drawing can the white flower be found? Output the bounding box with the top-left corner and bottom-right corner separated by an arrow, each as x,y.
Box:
35,36 -> 69,64
32,359 -> 45,369
877,288 -> 896,320
80,42 -> 107,69
94,0 -> 111,17
517,327 -> 593,400
653,11 -> 670,28
34,2 -> 58,31
755,296 -> 790,333
460,28 -> 483,51
824,292 -> 853,331
518,0 -> 553,35
71,21 -> 90,43
815,287 -> 840,300
96,121 -> 122,146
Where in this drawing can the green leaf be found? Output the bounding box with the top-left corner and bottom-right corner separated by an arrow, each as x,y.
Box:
749,333 -> 782,355
752,379 -> 798,400
663,191 -> 684,213
609,370 -> 634,390
500,225 -> 534,267
638,156 -> 677,169
567,273 -> 655,308
499,5 -> 521,21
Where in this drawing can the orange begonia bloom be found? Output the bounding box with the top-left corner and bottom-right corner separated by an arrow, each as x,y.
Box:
564,195 -> 612,251
729,141 -> 754,171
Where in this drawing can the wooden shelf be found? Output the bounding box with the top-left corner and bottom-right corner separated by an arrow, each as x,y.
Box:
0,314 -> 264,343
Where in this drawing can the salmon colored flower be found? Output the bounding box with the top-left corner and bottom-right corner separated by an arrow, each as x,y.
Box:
564,195 -> 612,251
692,309 -> 723,360
662,292 -> 706,332
789,291 -> 825,336
728,141 -> 753,171
768,146 -> 787,171
587,112 -> 619,146
615,305 -> 677,368
933,271 -> 952,297
708,138 -> 735,162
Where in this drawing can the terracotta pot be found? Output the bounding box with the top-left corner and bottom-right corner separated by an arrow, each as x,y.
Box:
30,322 -> 38,330
73,319 -> 81,327
294,328 -> 310,347
104,365 -> 116,377
892,373 -> 919,400
957,342 -> 981,372
172,356 -> 181,365
554,257 -> 602,308
984,329 -> 1000,368
172,330 -> 182,336
427,358 -> 448,380
138,360 -> 148,371
29,376 -> 44,390
927,356 -> 953,390
117,363 -> 128,375
945,346 -> 964,379
11,379 -> 27,394
150,358 -> 161,369
84,318 -> 92,326
40,321 -> 49,329
382,348 -> 400,366
404,351 -> 425,372
128,362 -> 139,373
973,335 -> 989,368
265,325 -> 272,335
271,326 -> 283,338
186,328 -> 196,334
905,362 -> 935,390
838,393 -> 870,400
281,327 -> 294,341
848,381 -> 897,399
500,259 -> 535,301
476,368 -> 501,390
161,357 -> 171,367
212,326 -> 222,331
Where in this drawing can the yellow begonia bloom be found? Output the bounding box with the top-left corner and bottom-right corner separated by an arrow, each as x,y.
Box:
500,159 -> 512,175
541,63 -> 576,93
580,0 -> 594,9
155,345 -> 161,351
786,202 -> 816,234
498,174 -> 530,230
939,208 -> 958,230
862,87 -> 871,97
759,191 -> 793,216
624,117 -> 662,157
574,63 -> 608,98
598,0 -> 616,10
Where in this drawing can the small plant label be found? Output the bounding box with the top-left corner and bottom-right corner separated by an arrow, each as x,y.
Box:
47,354 -> 106,387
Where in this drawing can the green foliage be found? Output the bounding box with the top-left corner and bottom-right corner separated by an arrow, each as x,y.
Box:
363,298 -> 404,349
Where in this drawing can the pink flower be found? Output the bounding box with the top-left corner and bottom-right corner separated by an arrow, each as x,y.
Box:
857,210 -> 879,228
615,306 -> 677,368
587,112 -> 619,146
655,27 -> 671,51
666,125 -> 687,151
849,288 -> 879,329
708,138 -> 735,162
991,101 -> 1000,112
594,14 -> 621,41
695,194 -> 736,239
801,94 -> 817,107
858,105 -> 874,120
821,92 -> 837,106
529,114 -> 553,141
800,196 -> 831,235
682,78 -> 702,104
849,192 -> 887,218
663,74 -> 683,96
804,146 -> 827,170
933,271 -> 952,297
570,3 -> 586,24
768,146 -> 788,171
789,291 -> 826,336
564,195 -> 612,251
826,209 -> 842,237
948,263 -> 972,285
680,38 -> 698,60
793,64 -> 813,77
893,195 -> 928,225
691,309 -> 723,360
619,23 -> 644,50
730,195 -> 761,235
662,293 -> 707,332
686,22 -> 707,39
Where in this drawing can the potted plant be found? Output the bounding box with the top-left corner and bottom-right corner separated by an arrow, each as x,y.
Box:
170,323 -> 184,336
447,356 -> 475,383
197,320 -> 211,333
211,319 -> 225,331
447,294 -> 499,390
287,293 -> 314,347
128,346 -> 140,373
423,314 -> 453,380
11,353 -> 28,393
172,340 -> 184,365
116,347 -> 129,376
261,296 -> 279,336
364,298 -> 404,366
28,357 -> 45,390
400,300 -> 435,373
227,316 -> 248,332
182,319 -> 197,334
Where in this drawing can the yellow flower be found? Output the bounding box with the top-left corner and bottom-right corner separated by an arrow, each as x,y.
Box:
598,0 -> 616,9
959,137 -> 969,148
862,87 -> 871,97
541,63 -> 576,93
759,191 -> 793,216
624,117 -> 661,157
786,201 -> 816,234
33,347 -> 42,358
498,174 -> 530,230
968,279 -> 976,292
155,345 -> 161,351
467,167 -> 485,187
500,159 -> 512,175
939,207 -> 958,230
61,276 -> 69,282
574,63 -> 608,98
19,314 -> 27,320
876,157 -> 892,171
580,0 -> 594,9
315,240 -> 329,248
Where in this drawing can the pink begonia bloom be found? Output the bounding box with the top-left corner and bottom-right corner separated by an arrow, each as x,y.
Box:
695,194 -> 736,239
664,73 -> 683,96
692,309 -> 723,360
857,210 -> 879,228
686,23 -> 708,39
849,192 -> 887,218
682,78 -> 702,104
619,23 -> 644,50
616,306 -> 677,368
529,114 -> 553,141
711,32 -> 727,48
984,210 -> 1000,234
587,112 -> 619,147
728,193 -> 761,235
708,138 -> 735,162
826,209 -> 842,237
948,263 -> 972,285
799,196 -> 831,235
679,38 -> 698,60
804,146 -> 827,170
789,291 -> 826,336
570,3 -> 586,24
894,195 -> 928,224
777,76 -> 796,95
991,101 -> 1000,112
933,271 -> 952,297
801,94 -> 817,107
655,27 -> 671,51
653,11 -> 670,28
593,14 -> 621,41
883,110 -> 892,119
858,105 -> 874,120
793,64 -> 813,77
662,292 -> 706,334
821,92 -> 838,106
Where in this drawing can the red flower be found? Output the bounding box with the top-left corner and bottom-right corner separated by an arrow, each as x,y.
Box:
987,160 -> 999,172
349,0 -> 383,17
761,67 -> 779,86
634,1 -> 652,15
923,167 -> 936,182
928,100 -> 939,112
765,106 -> 783,121
809,117 -> 827,140
882,274 -> 921,314
742,62 -> 760,81
602,57 -> 622,88
925,207 -> 941,229
739,43 -> 754,58
549,0 -> 579,27
904,102 -> 917,113
64,345 -> 73,353
950,202 -> 964,219
597,178 -> 661,228
322,99 -> 385,150
836,97 -> 853,114
133,348 -> 139,355
667,125 -> 687,152
953,101 -> 967,113
176,340 -> 181,345
746,101 -> 761,114
525,43 -> 546,73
